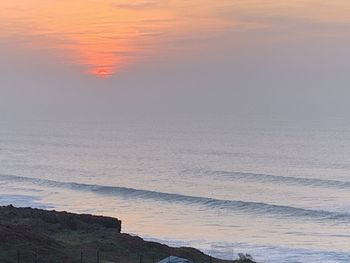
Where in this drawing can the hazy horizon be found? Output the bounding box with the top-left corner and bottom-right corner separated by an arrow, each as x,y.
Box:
1,0 -> 350,123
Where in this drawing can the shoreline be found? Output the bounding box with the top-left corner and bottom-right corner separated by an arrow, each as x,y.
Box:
0,205 -> 255,263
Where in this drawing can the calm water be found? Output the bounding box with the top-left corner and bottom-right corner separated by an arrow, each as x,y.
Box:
1,120 -> 350,262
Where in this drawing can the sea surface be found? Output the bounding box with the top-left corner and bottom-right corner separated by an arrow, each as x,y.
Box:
1,119 -> 350,262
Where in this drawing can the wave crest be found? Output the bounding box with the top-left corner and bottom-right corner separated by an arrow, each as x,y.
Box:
1,174 -> 349,223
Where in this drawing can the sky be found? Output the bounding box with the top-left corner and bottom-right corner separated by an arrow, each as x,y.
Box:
1,0 -> 350,122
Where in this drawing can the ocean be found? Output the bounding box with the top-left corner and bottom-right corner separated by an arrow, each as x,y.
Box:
1,119 -> 350,262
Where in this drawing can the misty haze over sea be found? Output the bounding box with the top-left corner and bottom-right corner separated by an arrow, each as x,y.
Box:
1,117 -> 350,262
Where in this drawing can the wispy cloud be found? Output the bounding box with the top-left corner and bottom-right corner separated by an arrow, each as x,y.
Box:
112,1 -> 160,10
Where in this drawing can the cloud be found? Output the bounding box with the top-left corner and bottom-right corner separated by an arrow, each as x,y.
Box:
112,1 -> 160,10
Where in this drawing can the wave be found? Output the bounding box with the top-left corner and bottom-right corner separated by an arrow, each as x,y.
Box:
184,169 -> 350,189
1,174 -> 350,223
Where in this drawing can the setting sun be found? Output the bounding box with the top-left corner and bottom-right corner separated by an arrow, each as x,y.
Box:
0,0 -> 175,77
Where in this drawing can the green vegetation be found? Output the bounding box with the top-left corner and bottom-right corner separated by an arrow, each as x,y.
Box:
0,205 -> 252,263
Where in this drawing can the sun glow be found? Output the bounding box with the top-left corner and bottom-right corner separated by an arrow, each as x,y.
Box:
1,0 -> 350,78
0,0 -> 245,78
0,1 -> 175,77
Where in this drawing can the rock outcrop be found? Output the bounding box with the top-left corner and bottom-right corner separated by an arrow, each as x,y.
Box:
0,205 -> 243,263
1,205 -> 122,232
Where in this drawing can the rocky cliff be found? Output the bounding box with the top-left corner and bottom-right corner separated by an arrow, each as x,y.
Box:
0,205 -> 254,263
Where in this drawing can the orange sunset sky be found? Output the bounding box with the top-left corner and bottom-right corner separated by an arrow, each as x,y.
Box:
1,0 -> 350,122
1,0 -> 350,78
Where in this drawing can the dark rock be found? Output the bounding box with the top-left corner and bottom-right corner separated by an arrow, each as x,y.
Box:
0,205 -> 240,263
0,206 -> 122,232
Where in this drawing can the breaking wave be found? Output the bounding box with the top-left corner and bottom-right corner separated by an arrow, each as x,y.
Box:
184,169 -> 350,189
1,174 -> 350,223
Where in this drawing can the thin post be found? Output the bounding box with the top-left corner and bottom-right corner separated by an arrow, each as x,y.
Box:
139,254 -> 142,263
152,254 -> 155,263
97,250 -> 100,263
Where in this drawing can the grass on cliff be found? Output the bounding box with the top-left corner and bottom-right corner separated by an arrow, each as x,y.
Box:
0,206 -> 252,263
